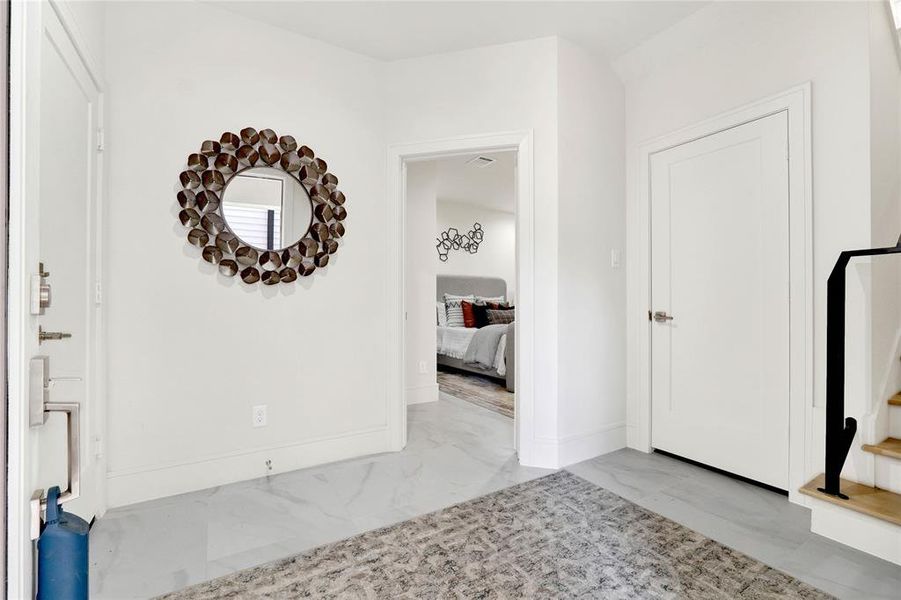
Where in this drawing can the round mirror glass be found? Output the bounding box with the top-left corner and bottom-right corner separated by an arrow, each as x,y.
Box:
221,167 -> 313,251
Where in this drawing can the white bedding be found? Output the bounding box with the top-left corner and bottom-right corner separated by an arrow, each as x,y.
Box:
436,326 -> 476,359
437,326 -> 506,374
495,334 -> 507,376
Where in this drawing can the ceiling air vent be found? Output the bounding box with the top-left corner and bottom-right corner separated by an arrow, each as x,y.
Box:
466,155 -> 496,168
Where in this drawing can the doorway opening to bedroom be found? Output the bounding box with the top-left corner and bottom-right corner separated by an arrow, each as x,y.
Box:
404,150 -> 517,446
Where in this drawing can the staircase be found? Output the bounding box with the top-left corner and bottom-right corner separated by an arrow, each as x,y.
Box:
800,391 -> 901,566
863,435 -> 901,460
799,241 -> 901,566
800,390 -> 901,526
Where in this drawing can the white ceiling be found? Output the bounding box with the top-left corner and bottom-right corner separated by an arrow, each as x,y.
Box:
211,1 -> 710,61
428,151 -> 515,213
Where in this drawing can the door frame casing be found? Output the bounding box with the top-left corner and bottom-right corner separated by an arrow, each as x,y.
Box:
387,131 -> 535,460
1,0 -> 9,588
626,84 -> 813,504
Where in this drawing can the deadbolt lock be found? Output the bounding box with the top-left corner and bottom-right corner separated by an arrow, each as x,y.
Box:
30,263 -> 51,315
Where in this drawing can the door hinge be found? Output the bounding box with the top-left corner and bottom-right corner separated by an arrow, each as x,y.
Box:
94,281 -> 102,305
96,128 -> 105,152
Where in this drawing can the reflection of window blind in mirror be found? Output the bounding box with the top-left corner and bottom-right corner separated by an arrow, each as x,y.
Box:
222,204 -> 282,250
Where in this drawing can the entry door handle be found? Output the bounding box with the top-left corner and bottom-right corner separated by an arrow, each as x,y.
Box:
30,401 -> 80,540
43,402 -> 80,505
652,311 -> 674,323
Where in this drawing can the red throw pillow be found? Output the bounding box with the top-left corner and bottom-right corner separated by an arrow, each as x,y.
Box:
461,301 -> 477,328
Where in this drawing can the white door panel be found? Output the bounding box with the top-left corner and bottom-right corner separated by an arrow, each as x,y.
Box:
30,3 -> 103,524
651,112 -> 790,490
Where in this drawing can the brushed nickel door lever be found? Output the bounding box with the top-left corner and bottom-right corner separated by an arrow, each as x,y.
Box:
652,311 -> 674,323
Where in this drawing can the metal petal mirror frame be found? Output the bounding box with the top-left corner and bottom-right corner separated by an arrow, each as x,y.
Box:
176,127 -> 347,285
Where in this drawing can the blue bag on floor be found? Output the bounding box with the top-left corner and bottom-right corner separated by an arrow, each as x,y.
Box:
37,486 -> 90,600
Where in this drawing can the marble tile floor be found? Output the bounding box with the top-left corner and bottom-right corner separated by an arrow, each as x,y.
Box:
568,451 -> 901,600
91,394 -> 901,599
90,393 -> 548,599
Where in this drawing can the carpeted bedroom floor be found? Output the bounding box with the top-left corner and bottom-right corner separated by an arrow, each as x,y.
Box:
437,369 -> 514,418
159,471 -> 832,599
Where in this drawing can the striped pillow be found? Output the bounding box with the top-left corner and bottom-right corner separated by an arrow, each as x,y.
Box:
486,308 -> 515,325
444,294 -> 474,328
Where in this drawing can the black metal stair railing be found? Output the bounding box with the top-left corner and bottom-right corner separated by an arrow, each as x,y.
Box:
820,234 -> 901,499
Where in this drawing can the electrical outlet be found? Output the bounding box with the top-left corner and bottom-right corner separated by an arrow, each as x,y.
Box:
252,405 -> 267,428
418,360 -> 428,374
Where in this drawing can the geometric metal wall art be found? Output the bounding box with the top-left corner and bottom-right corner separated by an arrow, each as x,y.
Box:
176,127 -> 347,285
436,222 -> 483,262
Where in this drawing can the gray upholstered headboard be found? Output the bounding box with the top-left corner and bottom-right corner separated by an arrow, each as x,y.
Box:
436,275 -> 506,302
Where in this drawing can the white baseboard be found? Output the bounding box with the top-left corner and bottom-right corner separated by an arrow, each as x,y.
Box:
523,436 -> 560,469
809,496 -> 901,565
626,423 -> 650,452
558,423 -> 627,467
522,423 -> 627,469
406,383 -> 439,405
107,426 -> 391,508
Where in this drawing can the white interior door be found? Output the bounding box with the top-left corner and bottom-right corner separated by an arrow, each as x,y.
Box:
650,112 -> 790,490
20,1 -> 104,534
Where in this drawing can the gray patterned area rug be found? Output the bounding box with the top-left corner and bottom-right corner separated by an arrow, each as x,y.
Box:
159,472 -> 832,600
437,370 -> 514,418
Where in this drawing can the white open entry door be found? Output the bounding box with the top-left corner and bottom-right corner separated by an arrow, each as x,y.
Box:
650,111 -> 790,490
33,3 -> 104,520
8,2 -> 104,594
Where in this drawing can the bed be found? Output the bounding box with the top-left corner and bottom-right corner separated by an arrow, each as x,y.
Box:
437,275 -> 514,392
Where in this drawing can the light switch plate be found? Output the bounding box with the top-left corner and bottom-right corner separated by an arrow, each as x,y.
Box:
610,249 -> 623,269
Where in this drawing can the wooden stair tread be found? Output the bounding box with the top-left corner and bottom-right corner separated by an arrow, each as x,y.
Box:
862,437 -> 901,460
889,393 -> 901,406
800,475 -> 901,526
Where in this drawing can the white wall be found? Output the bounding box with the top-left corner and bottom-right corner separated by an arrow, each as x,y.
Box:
616,1 -> 874,484
405,162 -> 439,405
386,37 -> 627,467
101,10 -> 628,499
103,1 -> 388,507
556,39 -> 627,464
436,200 -> 516,301
385,37 -> 563,466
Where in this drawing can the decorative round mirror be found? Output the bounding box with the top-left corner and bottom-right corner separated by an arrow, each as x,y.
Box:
221,167 -> 313,251
176,127 -> 347,285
